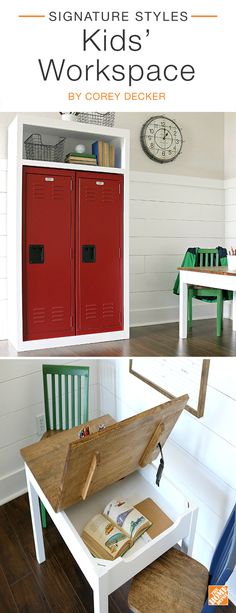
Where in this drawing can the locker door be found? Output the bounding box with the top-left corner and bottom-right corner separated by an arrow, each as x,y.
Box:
76,173 -> 123,334
22,167 -> 75,341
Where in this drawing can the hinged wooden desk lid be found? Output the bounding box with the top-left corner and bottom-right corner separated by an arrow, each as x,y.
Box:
21,395 -> 188,512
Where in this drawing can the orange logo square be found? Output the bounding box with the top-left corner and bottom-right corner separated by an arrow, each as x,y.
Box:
208,585 -> 228,606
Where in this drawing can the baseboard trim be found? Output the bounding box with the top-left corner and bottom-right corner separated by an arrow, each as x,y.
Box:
130,303 -> 220,327
0,487 -> 27,507
0,467 -> 27,506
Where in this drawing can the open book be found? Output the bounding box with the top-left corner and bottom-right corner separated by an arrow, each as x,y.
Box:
82,498 -> 152,560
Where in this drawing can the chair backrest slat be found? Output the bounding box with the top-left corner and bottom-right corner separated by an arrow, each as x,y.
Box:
42,364 -> 89,431
197,248 -> 218,268
77,375 -> 82,424
65,375 -> 69,429
83,377 -> 89,424
71,376 -> 75,427
58,374 -> 63,430
51,374 -> 57,429
43,373 -> 50,430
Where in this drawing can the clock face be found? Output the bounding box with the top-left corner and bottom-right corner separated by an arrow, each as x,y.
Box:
140,116 -> 183,163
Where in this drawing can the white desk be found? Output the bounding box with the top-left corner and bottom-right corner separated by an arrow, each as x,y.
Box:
25,462 -> 198,613
178,266 -> 236,338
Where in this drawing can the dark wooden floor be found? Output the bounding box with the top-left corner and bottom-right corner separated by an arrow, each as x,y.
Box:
0,494 -> 130,612
0,495 -> 235,613
0,319 -> 236,357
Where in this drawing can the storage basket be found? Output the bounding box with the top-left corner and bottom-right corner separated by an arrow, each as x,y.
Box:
75,113 -> 115,127
24,134 -> 65,162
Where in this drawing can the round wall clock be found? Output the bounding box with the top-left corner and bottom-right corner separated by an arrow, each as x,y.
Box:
140,115 -> 183,163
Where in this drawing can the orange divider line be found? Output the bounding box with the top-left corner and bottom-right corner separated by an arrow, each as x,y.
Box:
18,15 -> 46,18
191,15 -> 218,18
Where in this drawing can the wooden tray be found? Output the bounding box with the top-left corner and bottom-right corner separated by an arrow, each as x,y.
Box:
21,395 -> 188,512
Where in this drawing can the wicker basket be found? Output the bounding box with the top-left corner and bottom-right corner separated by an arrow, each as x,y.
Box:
24,134 -> 65,162
75,113 -> 115,127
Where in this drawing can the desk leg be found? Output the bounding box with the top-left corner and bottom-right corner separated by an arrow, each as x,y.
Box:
182,507 -> 198,557
26,473 -> 46,564
233,292 -> 236,331
179,276 -> 188,338
93,585 -> 109,613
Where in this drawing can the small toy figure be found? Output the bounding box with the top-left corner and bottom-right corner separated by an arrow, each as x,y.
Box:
97,423 -> 106,431
79,425 -> 90,438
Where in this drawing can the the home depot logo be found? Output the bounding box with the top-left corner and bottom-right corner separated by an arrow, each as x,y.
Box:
208,585 -> 228,606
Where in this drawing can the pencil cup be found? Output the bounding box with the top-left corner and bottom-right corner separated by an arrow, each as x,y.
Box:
227,255 -> 236,270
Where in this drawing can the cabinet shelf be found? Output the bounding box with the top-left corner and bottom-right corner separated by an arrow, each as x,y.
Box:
22,159 -> 125,174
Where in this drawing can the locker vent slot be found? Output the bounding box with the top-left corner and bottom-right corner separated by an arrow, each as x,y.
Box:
102,303 -> 114,319
33,186 -> 45,200
103,189 -> 114,204
51,306 -> 64,322
85,304 -> 97,320
33,307 -> 46,325
85,189 -> 97,202
52,186 -> 66,201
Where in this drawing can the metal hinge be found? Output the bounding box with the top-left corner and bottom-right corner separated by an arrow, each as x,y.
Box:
70,247 -> 73,261
118,248 -> 121,259
70,314 -> 73,327
70,178 -> 73,191
118,184 -> 121,195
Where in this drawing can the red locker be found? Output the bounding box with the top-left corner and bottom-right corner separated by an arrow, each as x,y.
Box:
22,167 -> 75,341
76,172 -> 123,334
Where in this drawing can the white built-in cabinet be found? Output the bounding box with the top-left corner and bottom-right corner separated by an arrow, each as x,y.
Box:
7,115 -> 130,351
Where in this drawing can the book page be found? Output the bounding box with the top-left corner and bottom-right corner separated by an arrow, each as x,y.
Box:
83,514 -> 130,558
103,499 -> 151,540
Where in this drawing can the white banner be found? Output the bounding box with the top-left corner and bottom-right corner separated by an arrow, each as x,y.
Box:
0,0 -> 235,110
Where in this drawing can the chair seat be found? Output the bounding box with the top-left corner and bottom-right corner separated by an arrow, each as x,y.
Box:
189,285 -> 222,293
128,547 -> 209,613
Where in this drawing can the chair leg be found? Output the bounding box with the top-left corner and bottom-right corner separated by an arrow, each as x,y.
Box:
188,290 -> 193,329
217,293 -> 223,337
40,500 -> 47,528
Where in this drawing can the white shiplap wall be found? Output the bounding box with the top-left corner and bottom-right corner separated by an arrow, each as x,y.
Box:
0,163 -> 226,339
99,357 -> 236,603
0,358 -> 100,505
224,179 -> 236,319
130,172 -> 225,326
225,178 -> 236,250
0,161 -> 7,338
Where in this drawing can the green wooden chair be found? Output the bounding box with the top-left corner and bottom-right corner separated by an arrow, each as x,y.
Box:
40,364 -> 89,527
188,248 -> 223,337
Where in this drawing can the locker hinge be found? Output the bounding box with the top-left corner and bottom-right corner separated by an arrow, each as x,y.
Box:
118,184 -> 121,195
118,248 -> 121,259
70,247 -> 73,261
70,179 -> 73,191
70,314 -> 73,327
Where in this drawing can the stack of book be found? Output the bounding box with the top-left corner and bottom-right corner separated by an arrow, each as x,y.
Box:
92,141 -> 115,167
65,152 -> 97,165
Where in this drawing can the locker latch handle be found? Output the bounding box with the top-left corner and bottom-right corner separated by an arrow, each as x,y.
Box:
29,245 -> 44,264
45,177 -> 55,182
82,245 -> 96,263
96,181 -> 104,186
